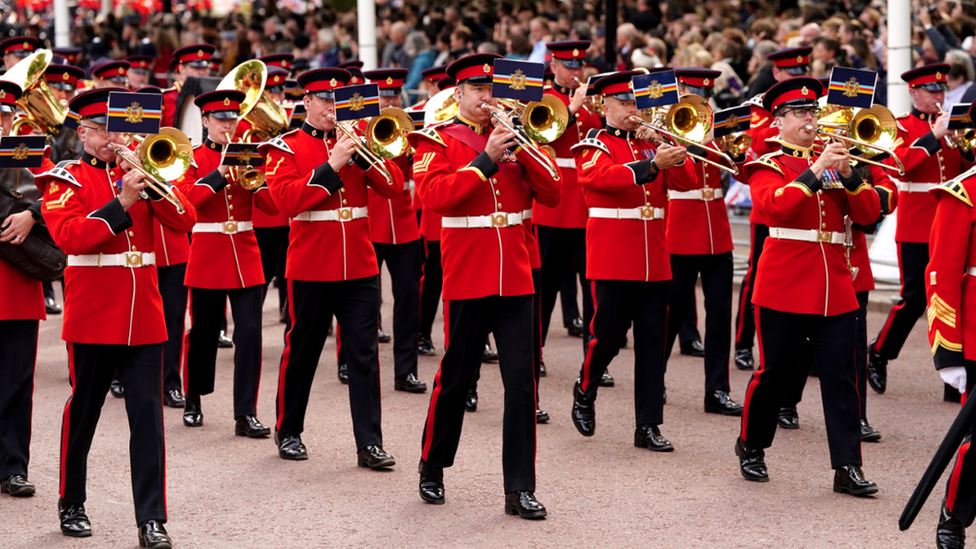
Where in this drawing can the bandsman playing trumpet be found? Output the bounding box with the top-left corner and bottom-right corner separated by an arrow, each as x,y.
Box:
162,45 -> 215,128
734,77 -> 880,496
38,87 -> 197,548
176,90 -> 278,437
868,64 -> 976,397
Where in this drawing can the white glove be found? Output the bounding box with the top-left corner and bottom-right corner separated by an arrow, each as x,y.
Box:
940,367 -> 968,394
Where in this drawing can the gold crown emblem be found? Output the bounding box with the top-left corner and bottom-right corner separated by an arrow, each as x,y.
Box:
572,48 -> 579,56
0,90 -> 6,100
330,78 -> 338,87
483,64 -> 491,73
125,101 -> 144,123
350,92 -> 365,111
936,72 -> 943,80
648,80 -> 661,98
12,143 -> 28,161
510,69 -> 527,91
386,76 -> 394,85
223,97 -> 231,106
843,77 -> 860,98
801,86 -> 809,96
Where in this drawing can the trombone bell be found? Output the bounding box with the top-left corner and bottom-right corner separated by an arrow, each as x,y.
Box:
367,107 -> 414,159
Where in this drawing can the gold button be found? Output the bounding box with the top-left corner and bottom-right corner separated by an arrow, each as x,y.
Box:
645,190 -> 650,196
705,173 -> 710,178
497,202 -> 503,208
821,200 -> 825,205
229,205 -> 234,210
131,245 -> 137,251
822,222 -> 827,228
339,188 -> 344,193
229,215 -> 234,221
342,199 -> 348,205
491,178 -> 497,184
646,202 -> 651,207
128,231 -> 134,237
227,194 -> 233,200
495,190 -> 501,196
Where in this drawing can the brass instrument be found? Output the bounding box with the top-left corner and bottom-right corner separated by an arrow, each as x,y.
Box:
495,95 -> 569,144
481,102 -> 561,180
815,103 -> 905,174
326,115 -> 395,185
112,127 -> 193,213
222,131 -> 265,190
365,107 -> 415,159
0,49 -> 67,135
632,94 -> 739,175
217,60 -> 288,142
935,104 -> 976,153
423,87 -> 459,126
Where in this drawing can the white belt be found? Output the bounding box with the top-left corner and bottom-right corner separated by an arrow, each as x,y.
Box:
669,188 -> 724,201
67,252 -> 156,268
193,220 -> 253,235
588,206 -> 665,220
442,211 -> 525,229
768,227 -> 845,245
522,208 -> 532,220
293,207 -> 368,222
968,266 -> 976,276
555,157 -> 576,169
897,182 -> 937,193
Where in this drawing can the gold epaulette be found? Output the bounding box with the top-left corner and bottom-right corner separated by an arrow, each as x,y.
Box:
933,177 -> 974,207
411,126 -> 446,147
744,151 -> 784,176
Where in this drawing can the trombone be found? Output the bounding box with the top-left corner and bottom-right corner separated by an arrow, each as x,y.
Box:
494,95 -> 569,144
480,102 -> 561,180
326,114 -> 395,185
111,128 -> 193,213
814,103 -> 905,175
364,107 -> 415,160
222,131 -> 265,191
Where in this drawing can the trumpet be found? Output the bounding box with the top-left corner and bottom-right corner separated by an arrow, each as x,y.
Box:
715,132 -> 752,157
326,114 -> 395,185
111,128 -> 193,213
480,102 -> 561,180
936,104 -> 976,153
222,132 -> 266,191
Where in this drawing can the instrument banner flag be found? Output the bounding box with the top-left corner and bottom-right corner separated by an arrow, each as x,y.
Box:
634,71 -> 679,110
492,60 -> 545,102
107,92 -> 163,134
63,109 -> 79,131
0,135 -> 46,168
334,84 -> 380,121
289,103 -> 306,130
713,105 -> 752,138
222,143 -> 265,167
407,109 -> 425,130
826,67 -> 876,109
947,103 -> 976,130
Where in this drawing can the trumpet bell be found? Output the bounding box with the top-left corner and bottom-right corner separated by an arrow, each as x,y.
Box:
237,167 -> 266,190
218,60 -> 288,140
669,94 -> 712,142
0,49 -> 67,134
423,87 -> 459,126
136,127 -> 194,182
521,95 -> 569,144
367,107 -> 415,159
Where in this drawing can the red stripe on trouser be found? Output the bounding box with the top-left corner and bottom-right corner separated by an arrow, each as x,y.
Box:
874,243 -> 906,351
181,290 -> 194,394
422,300 -> 450,461
334,324 -> 342,360
947,442 -> 971,512
59,343 -> 77,498
580,280 -> 599,393
735,226 -> 758,345
740,306 -> 767,441
275,280 -> 299,432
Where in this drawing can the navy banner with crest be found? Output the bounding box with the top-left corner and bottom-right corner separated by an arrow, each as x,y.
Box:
106,92 -> 163,134
334,84 -> 380,121
633,71 -> 680,110
826,67 -> 876,109
947,103 -> 976,130
222,143 -> 265,167
492,60 -> 545,102
713,105 -> 752,138
0,136 -> 46,168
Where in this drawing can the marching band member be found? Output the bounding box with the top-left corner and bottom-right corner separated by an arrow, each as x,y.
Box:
734,77 -> 879,496
38,87 -> 197,547
410,53 -> 560,517
89,61 -> 131,90
0,37 -> 40,70
44,64 -> 85,110
161,44 -> 215,128
569,70 -> 694,451
125,55 -> 154,91
259,68 -> 404,468
868,64 -> 975,397
176,90 -> 277,437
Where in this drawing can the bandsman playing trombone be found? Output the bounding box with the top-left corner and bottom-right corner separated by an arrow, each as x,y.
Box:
38,87 -> 197,548
176,90 -> 279,437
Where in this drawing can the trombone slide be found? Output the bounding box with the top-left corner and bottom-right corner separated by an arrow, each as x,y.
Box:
326,114 -> 395,185
481,103 -> 561,180
629,116 -> 739,175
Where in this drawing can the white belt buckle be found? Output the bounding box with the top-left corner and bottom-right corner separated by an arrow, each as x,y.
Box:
338,207 -> 353,221
702,188 -> 715,200
817,231 -> 833,243
492,213 -> 509,228
640,207 -> 656,220
223,221 -> 239,234
125,252 -> 144,268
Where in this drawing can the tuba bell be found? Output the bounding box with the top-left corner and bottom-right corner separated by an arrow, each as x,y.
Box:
1,49 -> 67,135
217,60 -> 288,142
423,87 -> 459,127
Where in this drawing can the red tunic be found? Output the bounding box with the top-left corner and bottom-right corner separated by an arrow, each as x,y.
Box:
161,84 -> 180,129
850,164 -> 899,293
368,154 -> 420,244
259,122 -> 404,282
38,154 -> 197,344
1,169 -> 46,320
748,143 -> 881,316
572,127 -> 697,282
666,142 -> 736,255
177,137 -> 279,289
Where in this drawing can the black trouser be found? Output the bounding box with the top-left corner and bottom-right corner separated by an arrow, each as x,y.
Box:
875,242 -> 929,360
537,225 -> 593,354
0,320 -> 38,480
678,296 -> 702,345
61,342 -> 166,525
579,279 -> 669,426
419,239 -> 443,340
277,277 -> 383,450
735,223 -> 769,351
185,286 -> 264,418
420,294 -> 536,493
944,360 -> 976,525
664,253 -> 733,394
374,241 -> 422,379
856,291 -> 869,421
157,263 -> 187,393
742,306 -> 861,468
560,268 -> 580,326
255,226 -> 290,311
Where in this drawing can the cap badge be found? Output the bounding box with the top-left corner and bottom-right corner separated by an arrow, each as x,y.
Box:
843,77 -> 860,98
796,55 -> 803,63
801,86 -> 809,96
0,90 -> 8,99
510,69 -> 527,91
125,102 -> 144,124
63,71 -> 70,80
483,64 -> 491,74
386,76 -> 393,85
283,61 -> 290,68
703,78 -> 710,86
572,48 -> 579,56
350,92 -> 365,111
330,78 -> 338,87
197,50 -> 204,57
119,67 -> 125,74
648,80 -> 661,98
936,72 -> 943,80
223,97 -> 231,106
22,42 -> 29,50
351,76 -> 358,84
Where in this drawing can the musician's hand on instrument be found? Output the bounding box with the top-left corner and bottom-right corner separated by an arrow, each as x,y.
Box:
118,168 -> 149,211
0,211 -> 36,244
812,142 -> 849,176
933,109 -> 951,140
654,143 -> 687,170
485,124 -> 517,162
328,129 -> 357,171
569,82 -> 587,115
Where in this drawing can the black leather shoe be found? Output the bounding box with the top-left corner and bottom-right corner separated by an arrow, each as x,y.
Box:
418,335 -> 436,356
275,430 -> 308,460
734,348 -> 754,371
337,362 -> 349,385
777,406 -> 800,429
482,344 -> 499,363
735,437 -> 768,482
378,328 -> 392,343
45,297 -> 62,315
704,390 -> 743,416
539,360 -> 547,377
419,460 -> 445,504
946,383 -> 963,403
110,376 -> 124,398
634,424 -> 674,452
680,339 -> 706,357
395,373 -> 427,393
567,317 -> 585,338
867,339 -> 887,394
505,491 -> 547,519
599,371 -> 614,387
138,519 -> 171,548
938,500 -> 966,549
163,389 -> 185,408
572,380 -> 595,436
217,330 -> 234,348
536,409 -> 550,424
235,415 -> 271,438
1,474 -> 35,497
465,391 -> 478,412
183,394 -> 203,427
833,464 -> 878,497
59,498 -> 92,537
357,445 -> 396,469
860,419 -> 882,443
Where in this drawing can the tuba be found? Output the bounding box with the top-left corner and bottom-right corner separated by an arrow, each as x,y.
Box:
0,49 -> 68,135
423,87 -> 459,127
217,60 -> 288,142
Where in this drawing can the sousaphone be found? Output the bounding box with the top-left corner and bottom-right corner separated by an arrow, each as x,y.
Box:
1,49 -> 68,135
216,60 -> 288,142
